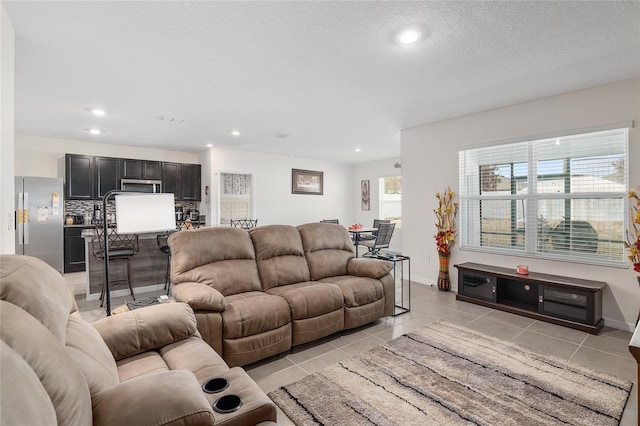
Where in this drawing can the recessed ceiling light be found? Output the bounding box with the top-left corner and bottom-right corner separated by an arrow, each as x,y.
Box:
206,143 -> 213,148
89,129 -> 101,135
390,24 -> 430,46
91,109 -> 106,116
231,130 -> 241,136
355,148 -> 362,152
397,29 -> 421,44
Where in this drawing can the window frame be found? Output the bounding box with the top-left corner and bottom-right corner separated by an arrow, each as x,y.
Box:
459,127 -> 629,267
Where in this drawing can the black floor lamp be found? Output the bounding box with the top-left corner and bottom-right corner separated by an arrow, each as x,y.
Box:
102,190 -> 176,315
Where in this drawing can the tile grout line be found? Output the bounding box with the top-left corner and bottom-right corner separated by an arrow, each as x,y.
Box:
568,334 -> 589,362
512,320 -> 535,340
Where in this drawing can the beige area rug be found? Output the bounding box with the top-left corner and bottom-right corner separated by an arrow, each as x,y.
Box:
268,321 -> 632,426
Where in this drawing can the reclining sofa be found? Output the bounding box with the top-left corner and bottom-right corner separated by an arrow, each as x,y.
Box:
168,222 -> 394,367
0,255 -> 276,426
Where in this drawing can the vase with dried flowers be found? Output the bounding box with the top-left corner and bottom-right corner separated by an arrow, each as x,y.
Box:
434,187 -> 459,291
624,185 -> 640,324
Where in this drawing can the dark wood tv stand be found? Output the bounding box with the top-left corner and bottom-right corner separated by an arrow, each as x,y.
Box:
454,262 -> 605,334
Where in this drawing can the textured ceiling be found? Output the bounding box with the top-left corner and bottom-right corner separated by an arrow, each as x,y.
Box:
4,1 -> 640,163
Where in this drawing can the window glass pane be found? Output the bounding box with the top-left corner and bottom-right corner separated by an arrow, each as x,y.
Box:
538,198 -> 624,260
380,176 -> 401,227
220,173 -> 253,224
480,165 -> 511,194
479,199 -> 525,250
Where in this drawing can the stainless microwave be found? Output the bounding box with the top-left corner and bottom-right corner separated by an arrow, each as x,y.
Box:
120,179 -> 162,193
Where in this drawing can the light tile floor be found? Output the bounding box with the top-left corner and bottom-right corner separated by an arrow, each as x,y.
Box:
76,283 -> 638,425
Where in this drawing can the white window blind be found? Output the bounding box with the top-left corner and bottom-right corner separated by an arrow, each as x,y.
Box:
458,128 -> 629,265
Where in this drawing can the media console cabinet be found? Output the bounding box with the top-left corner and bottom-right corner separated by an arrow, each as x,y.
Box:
454,262 -> 605,334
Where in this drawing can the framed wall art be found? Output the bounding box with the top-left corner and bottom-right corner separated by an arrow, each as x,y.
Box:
292,169 -> 323,195
361,179 -> 370,210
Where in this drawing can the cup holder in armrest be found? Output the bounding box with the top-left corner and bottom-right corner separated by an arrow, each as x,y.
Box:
202,378 -> 229,394
213,394 -> 243,413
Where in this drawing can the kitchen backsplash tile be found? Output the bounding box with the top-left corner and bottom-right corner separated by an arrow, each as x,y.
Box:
65,200 -> 198,221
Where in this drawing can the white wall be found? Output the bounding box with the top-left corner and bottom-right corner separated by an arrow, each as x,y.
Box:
353,157 -> 402,253
0,2 -> 15,254
402,78 -> 640,330
14,135 -> 200,178
202,148 -> 354,226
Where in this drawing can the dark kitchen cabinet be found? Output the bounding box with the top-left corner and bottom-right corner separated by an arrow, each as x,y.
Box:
95,156 -> 120,199
162,162 -> 181,200
65,154 -> 94,200
121,159 -> 162,180
65,153 -> 198,201
64,226 -> 92,273
181,164 -> 201,201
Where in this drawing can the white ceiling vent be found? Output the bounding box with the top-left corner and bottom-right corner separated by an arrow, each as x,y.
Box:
157,116 -> 184,124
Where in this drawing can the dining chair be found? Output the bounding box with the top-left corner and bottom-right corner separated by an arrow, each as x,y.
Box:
230,218 -> 259,229
156,231 -> 175,295
92,226 -> 139,306
359,222 -> 396,256
358,219 -> 391,241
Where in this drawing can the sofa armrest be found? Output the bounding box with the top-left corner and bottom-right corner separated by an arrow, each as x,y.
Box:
347,258 -> 393,279
92,303 -> 198,361
172,282 -> 227,312
92,369 -> 214,426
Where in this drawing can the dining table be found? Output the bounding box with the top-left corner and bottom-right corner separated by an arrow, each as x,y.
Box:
347,227 -> 377,257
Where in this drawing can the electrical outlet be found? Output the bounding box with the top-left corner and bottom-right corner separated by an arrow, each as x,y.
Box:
426,254 -> 430,263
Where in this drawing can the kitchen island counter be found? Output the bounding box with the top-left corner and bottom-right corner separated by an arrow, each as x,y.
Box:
82,229 -> 172,300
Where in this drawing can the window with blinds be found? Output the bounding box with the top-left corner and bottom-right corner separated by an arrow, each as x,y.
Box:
458,127 -> 629,266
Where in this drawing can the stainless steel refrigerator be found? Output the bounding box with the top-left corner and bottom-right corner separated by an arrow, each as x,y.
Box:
15,177 -> 64,273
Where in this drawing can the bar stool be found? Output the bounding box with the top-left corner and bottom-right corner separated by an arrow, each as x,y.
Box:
93,226 -> 138,306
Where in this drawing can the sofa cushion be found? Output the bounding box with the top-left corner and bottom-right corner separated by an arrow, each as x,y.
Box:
91,370 -> 215,426
0,255 -> 77,342
318,276 -> 384,307
92,303 -> 199,361
1,341 -> 57,426
0,301 -> 93,426
171,282 -> 227,311
116,352 -> 169,382
250,224 -> 311,290
298,223 -> 355,280
169,227 -> 262,295
65,313 -> 119,396
266,282 -> 343,320
347,257 -> 393,279
159,336 -> 229,381
222,292 -> 291,339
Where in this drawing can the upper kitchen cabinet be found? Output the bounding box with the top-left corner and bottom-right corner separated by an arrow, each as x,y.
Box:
121,159 -> 162,180
95,156 -> 120,199
162,162 -> 181,200
161,162 -> 201,201
181,164 -> 201,201
65,154 -> 94,200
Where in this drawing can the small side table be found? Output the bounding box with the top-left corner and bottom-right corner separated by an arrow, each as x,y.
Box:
367,253 -> 411,315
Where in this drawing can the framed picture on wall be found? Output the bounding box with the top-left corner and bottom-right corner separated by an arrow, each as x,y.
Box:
361,180 -> 370,210
292,169 -> 323,195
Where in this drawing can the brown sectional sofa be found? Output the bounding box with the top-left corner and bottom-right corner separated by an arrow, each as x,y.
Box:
168,222 -> 394,367
0,255 -> 276,426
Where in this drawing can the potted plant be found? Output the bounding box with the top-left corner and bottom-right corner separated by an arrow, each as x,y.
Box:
625,185 -> 640,323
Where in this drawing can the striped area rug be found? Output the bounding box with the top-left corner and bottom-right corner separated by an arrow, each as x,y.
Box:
268,321 -> 632,425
